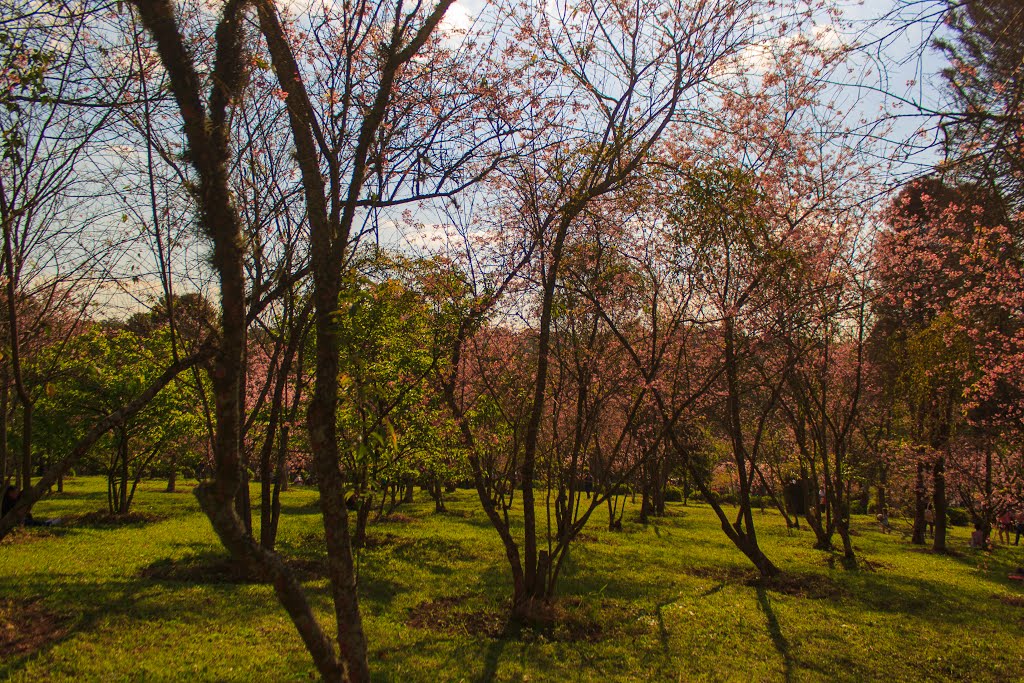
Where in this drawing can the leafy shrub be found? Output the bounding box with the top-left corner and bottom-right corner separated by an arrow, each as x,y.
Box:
946,507 -> 970,527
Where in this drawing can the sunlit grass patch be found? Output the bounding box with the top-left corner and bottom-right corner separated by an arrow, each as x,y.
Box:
3,476 -> 1023,681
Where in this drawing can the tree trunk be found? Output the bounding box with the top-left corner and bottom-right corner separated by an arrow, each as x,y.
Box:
236,465 -> 252,536
20,401 -> 31,492
836,517 -> 856,567
876,465 -> 887,517
428,478 -> 445,513
119,430 -> 129,514
166,451 -> 177,492
912,460 -> 927,544
353,495 -> 373,548
266,425 -> 289,550
639,481 -> 651,524
0,379 -> 7,487
932,455 -> 947,552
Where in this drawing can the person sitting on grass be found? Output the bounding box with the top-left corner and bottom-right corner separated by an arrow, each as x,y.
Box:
2,485 -> 59,527
969,523 -> 990,550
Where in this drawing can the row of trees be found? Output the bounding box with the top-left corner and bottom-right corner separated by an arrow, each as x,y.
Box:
1,0 -> 1021,679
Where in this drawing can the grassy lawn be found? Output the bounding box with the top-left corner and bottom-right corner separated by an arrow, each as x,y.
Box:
3,476 -> 1023,682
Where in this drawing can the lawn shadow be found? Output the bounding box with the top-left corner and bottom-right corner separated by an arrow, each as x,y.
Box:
477,632 -> 507,682
378,536 -> 469,577
139,551 -> 329,584
698,581 -> 727,598
756,586 -> 793,683
0,574 -> 250,679
274,499 -> 323,516
840,569 -> 1012,625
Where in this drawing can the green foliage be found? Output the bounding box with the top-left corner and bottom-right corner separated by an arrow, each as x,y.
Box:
336,251 -> 465,496
0,29 -> 50,162
946,507 -> 971,527
33,325 -> 205,507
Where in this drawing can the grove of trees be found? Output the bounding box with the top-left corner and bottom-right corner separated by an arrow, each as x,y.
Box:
1,0 -> 1020,679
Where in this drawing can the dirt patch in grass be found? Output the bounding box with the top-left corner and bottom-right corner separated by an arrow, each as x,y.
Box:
821,553 -> 892,572
995,593 -> 1024,608
140,553 -> 326,584
67,511 -> 168,528
361,532 -> 405,549
907,546 -> 964,558
684,564 -> 843,600
406,595 -> 621,643
684,565 -> 756,582
380,513 -> 416,524
445,509 -> 474,518
0,526 -> 66,546
856,556 -> 894,572
407,595 -> 508,638
747,572 -> 845,600
0,598 -> 69,659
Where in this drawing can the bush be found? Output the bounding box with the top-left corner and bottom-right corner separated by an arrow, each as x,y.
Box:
664,486 -> 683,503
609,483 -> 632,497
714,492 -> 738,506
946,507 -> 970,527
751,494 -> 776,510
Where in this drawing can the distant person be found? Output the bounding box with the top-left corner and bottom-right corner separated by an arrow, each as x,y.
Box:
876,509 -> 891,533
997,510 -> 1013,545
970,523 -> 988,550
1014,509 -> 1024,546
584,474 -> 593,499
924,504 -> 935,538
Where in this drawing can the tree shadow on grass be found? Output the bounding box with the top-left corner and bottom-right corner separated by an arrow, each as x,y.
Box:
929,542 -> 1024,591
0,510 -> 169,547
0,574 -> 260,678
756,586 -> 793,683
274,499 -> 323,516
477,634 -> 507,683
358,573 -> 405,614
139,551 -> 330,584
65,510 -> 169,528
369,536 -> 468,578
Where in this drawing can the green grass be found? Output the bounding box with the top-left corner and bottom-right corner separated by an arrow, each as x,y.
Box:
3,476 -> 1023,681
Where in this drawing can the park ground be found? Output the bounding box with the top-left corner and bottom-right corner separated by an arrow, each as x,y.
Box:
2,476 -> 1024,682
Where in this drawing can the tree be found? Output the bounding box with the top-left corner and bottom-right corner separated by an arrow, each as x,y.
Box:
37,326 -> 198,514
129,0 -> 508,675
873,177 -> 1024,550
935,0 -> 1024,227
435,0 -> 775,610
0,0 -> 132,491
